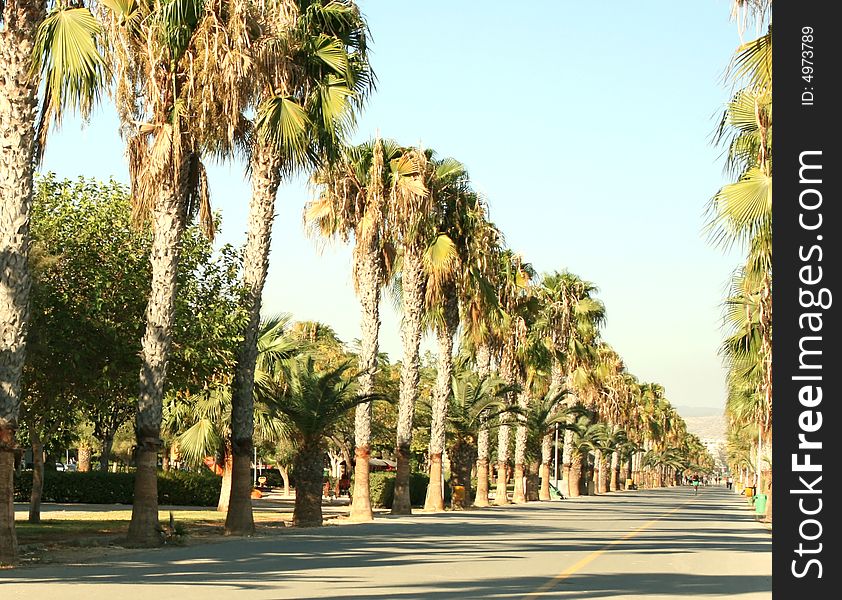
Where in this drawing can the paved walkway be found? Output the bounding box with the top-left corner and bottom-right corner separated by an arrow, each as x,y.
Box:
0,486 -> 771,599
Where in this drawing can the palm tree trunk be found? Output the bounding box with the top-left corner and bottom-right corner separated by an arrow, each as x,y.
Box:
28,425 -> 44,523
424,296 -> 457,512
619,457 -> 628,489
512,389 -> 530,504
568,451 -> 583,498
449,440 -> 475,510
0,0 -> 43,564
392,249 -> 425,515
473,345 -> 492,507
495,353 -> 515,505
0,443 -> 17,564
217,439 -> 234,512
539,433 -> 552,500
560,385 -> 577,498
77,443 -> 92,472
512,462 -> 526,503
474,455 -> 490,507
561,428 -> 574,497
526,460 -> 540,501
599,451 -> 611,494
610,450 -> 620,491
293,439 -> 325,527
495,419 -> 511,505
127,177 -> 187,547
350,233 -> 382,522
226,141 -> 281,536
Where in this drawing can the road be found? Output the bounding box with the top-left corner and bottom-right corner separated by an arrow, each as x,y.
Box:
0,485 -> 771,599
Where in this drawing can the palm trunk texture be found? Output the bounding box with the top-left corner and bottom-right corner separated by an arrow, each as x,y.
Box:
610,451 -> 620,491
128,177 -> 187,547
495,426 -> 510,505
526,461 -> 540,501
293,441 -> 325,527
77,443 -> 92,472
226,142 -> 281,536
392,249 -> 425,515
567,451 -> 583,498
473,344 -> 492,507
217,440 -> 234,512
539,433 -> 552,500
424,295 -> 457,512
512,389 -> 529,504
449,440 -> 475,509
0,0 -> 44,565
495,354 -> 515,505
350,233 -> 382,522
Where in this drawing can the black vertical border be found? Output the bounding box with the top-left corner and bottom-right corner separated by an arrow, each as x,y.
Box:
773,3 -> 838,596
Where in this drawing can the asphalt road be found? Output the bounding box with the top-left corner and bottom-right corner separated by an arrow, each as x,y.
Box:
0,485 -> 771,599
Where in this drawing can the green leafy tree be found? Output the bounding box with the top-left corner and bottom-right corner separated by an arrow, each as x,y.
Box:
22,174 -> 245,522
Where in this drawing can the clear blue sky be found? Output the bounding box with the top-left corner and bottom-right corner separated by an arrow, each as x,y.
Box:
42,1 -> 744,414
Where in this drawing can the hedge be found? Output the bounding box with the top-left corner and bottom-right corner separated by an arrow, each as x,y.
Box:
14,470 -> 222,507
362,471 -> 431,508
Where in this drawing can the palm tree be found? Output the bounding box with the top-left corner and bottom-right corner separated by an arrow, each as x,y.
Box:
388,149 -> 467,515
423,182 -> 497,512
569,416 -> 610,496
446,370 -> 517,509
307,138 -> 421,521
491,250 -> 534,505
511,322 -> 547,504
225,0 -> 373,535
261,356 -> 381,526
520,387 -> 575,500
458,221 -> 503,507
534,271 -> 604,498
560,284 -> 605,497
1,0 -> 104,563
84,0 -> 259,546
163,316 -> 302,510
708,16 -> 772,515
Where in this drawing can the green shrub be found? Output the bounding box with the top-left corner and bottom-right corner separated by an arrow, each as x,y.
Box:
158,471 -> 221,506
361,471 -> 430,508
14,470 -> 221,506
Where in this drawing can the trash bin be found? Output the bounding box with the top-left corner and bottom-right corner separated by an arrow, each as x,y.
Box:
745,486 -> 755,500
452,485 -> 466,507
754,494 -> 768,516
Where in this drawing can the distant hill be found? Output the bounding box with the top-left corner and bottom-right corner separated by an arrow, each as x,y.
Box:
675,405 -> 723,418
683,415 -> 727,442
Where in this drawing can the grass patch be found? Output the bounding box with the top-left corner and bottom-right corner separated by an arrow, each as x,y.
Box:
15,510 -> 290,546
16,519 -> 127,544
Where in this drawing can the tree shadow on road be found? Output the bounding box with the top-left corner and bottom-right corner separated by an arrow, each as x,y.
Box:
0,487 -> 770,597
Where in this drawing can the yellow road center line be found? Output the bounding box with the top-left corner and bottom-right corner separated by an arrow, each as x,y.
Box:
522,500 -> 692,599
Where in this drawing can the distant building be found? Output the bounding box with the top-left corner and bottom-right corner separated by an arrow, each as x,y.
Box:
701,438 -> 727,471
